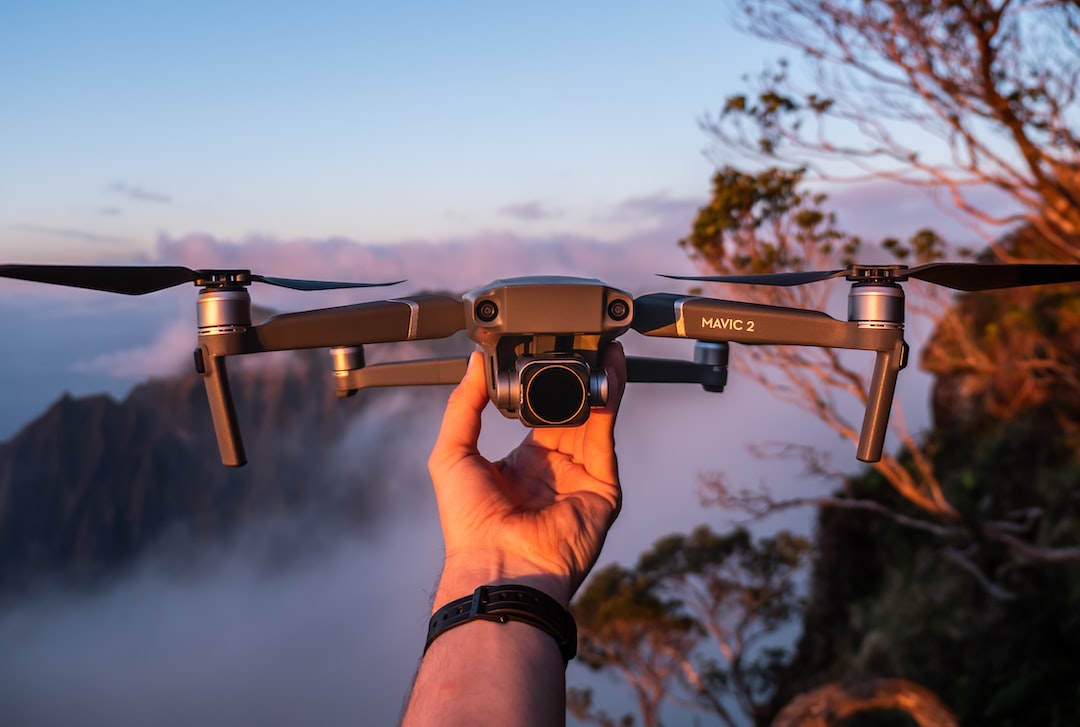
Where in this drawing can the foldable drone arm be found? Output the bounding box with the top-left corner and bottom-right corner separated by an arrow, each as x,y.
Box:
632,293 -> 855,347
633,293 -> 907,462
248,294 -> 466,353
626,353 -> 730,391
335,357 -> 471,394
195,293 -> 466,466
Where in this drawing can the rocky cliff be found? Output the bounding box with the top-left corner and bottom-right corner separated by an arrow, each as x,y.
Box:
0,337 -> 468,593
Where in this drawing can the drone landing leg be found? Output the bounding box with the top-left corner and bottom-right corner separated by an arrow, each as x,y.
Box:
194,347 -> 246,467
857,341 -> 908,463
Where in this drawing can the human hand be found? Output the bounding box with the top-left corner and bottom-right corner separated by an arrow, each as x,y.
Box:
427,343 -> 626,610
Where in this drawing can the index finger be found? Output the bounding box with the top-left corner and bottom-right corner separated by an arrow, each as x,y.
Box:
579,341 -> 626,482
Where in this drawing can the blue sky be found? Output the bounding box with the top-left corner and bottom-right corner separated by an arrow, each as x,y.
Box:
2,0 -> 777,262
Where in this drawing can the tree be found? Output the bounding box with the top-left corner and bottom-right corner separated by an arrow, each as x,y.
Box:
678,0 -> 1080,590
772,678 -> 958,727
711,0 -> 1080,259
572,527 -> 809,727
574,3 -> 1080,722
571,562 -> 703,727
665,2 -> 1080,723
765,408 -> 1080,724
680,165 -> 965,521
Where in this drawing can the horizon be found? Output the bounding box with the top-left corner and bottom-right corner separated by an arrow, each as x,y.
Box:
3,0 -> 774,263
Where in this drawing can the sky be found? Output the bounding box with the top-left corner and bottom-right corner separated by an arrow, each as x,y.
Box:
0,0 -> 781,262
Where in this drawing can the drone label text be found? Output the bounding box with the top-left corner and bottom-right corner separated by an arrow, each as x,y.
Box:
701,317 -> 755,332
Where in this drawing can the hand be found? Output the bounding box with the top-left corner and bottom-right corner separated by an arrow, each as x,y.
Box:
427,343 -> 626,609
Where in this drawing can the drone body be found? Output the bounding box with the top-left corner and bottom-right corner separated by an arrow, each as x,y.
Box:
4,262 -> 1080,468
462,276 -> 633,427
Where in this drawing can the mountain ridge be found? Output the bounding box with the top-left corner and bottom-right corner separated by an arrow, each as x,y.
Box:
0,335 -> 468,595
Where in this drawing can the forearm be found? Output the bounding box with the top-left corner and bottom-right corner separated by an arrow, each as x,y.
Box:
401,560 -> 570,726
401,614 -> 566,726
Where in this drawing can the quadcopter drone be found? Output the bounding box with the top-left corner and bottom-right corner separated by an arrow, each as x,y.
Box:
3,262 -> 1080,467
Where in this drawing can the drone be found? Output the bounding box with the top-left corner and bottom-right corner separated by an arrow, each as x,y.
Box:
3,262 -> 1080,467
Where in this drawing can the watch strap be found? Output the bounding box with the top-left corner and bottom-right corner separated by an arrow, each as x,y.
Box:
425,584 -> 577,663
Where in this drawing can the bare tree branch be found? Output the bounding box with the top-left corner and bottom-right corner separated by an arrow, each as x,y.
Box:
772,678 -> 959,727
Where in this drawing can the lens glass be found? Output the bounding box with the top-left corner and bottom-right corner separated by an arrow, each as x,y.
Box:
524,364 -> 587,425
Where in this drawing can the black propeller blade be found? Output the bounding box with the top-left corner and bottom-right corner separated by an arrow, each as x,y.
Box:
662,262 -> 1080,291
660,269 -> 847,286
0,264 -> 403,295
249,274 -> 406,291
902,262 -> 1080,291
0,265 -> 199,295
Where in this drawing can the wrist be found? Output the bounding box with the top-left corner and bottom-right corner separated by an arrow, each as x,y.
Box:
434,552 -> 572,611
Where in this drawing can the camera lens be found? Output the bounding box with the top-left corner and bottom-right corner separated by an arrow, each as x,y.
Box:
607,299 -> 629,321
523,364 -> 587,425
475,299 -> 499,322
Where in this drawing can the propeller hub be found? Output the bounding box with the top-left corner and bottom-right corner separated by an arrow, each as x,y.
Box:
845,264 -> 910,284
193,269 -> 253,288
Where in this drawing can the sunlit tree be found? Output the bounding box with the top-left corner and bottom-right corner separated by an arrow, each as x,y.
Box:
711,0 -> 1080,258
664,1 -> 1080,723
572,562 -> 702,727
572,527 -> 809,726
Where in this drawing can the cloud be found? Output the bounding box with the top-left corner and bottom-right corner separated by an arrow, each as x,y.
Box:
615,190 -> 701,224
607,191 -> 703,249
69,317 -> 195,380
498,200 -> 559,221
110,181 -> 172,204
823,180 -> 1019,248
147,230 -> 701,295
0,518 -> 445,727
13,224 -> 134,246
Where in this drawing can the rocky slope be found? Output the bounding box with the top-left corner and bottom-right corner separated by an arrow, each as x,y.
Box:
0,336 -> 469,593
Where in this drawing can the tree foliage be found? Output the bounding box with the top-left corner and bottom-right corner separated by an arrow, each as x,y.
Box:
711,0 -> 1080,258
677,1 -> 1080,724
571,561 -> 701,727
571,527 -> 810,727
681,164 -> 967,525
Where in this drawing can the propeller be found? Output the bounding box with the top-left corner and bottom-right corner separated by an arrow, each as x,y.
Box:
661,262 -> 1080,292
0,264 -> 404,295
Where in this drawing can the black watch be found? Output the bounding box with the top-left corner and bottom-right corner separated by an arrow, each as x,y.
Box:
425,584 -> 577,664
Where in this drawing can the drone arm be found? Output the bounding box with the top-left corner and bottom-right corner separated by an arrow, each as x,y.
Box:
193,294 -> 464,466
247,294 -> 465,353
626,356 -> 707,383
625,354 -> 728,391
632,293 -> 850,347
193,347 -> 246,467
635,293 -> 908,462
336,357 -> 470,394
